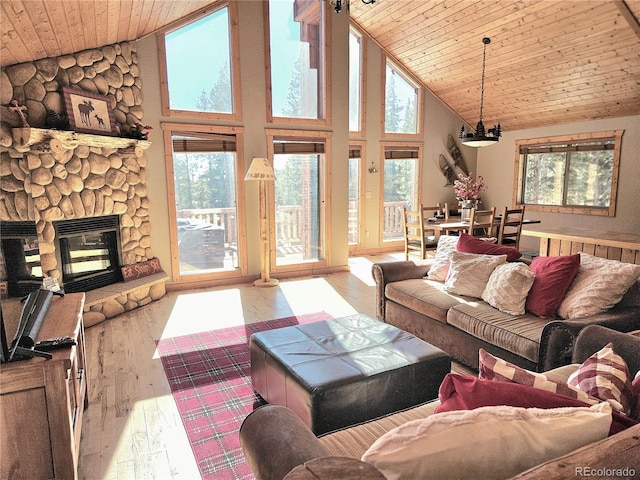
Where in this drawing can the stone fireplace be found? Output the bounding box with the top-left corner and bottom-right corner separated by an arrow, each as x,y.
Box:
0,41 -> 166,327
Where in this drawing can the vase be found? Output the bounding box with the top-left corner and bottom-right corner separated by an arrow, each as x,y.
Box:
460,200 -> 473,222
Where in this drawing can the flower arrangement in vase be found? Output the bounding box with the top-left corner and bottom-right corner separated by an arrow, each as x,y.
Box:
454,172 -> 487,221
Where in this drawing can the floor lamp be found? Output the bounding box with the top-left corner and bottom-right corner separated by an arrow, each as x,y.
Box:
245,158 -> 279,287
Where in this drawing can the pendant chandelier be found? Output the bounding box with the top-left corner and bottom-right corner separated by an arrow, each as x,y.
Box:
459,37 -> 501,147
327,0 -> 375,13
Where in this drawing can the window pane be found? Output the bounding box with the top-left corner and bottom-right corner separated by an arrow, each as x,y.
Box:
165,8 -> 232,113
383,158 -> 418,241
348,157 -> 360,244
269,0 -> 324,119
566,151 -> 612,207
274,152 -> 323,265
385,62 -> 418,134
171,134 -> 238,274
523,153 -> 566,205
349,29 -> 362,132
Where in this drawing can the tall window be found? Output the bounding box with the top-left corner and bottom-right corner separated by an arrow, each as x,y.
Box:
382,145 -> 421,241
349,27 -> 364,133
384,59 -> 420,135
164,125 -> 245,280
267,0 -> 326,122
268,133 -> 329,268
348,144 -> 364,246
161,2 -> 240,120
515,131 -> 623,216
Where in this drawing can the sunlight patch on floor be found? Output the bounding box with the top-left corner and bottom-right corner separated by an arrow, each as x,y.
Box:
161,288 -> 245,339
278,277 -> 359,319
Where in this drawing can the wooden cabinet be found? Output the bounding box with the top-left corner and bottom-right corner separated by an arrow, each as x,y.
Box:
0,293 -> 87,480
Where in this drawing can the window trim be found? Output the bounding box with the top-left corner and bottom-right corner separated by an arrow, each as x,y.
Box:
265,128 -> 332,272
162,122 -> 248,283
348,140 -> 367,251
158,1 -> 242,122
264,0 -> 330,126
382,56 -> 423,139
349,25 -> 366,138
513,130 -> 624,217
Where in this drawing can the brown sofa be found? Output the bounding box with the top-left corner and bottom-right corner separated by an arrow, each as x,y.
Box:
240,326 -> 640,480
372,258 -> 640,372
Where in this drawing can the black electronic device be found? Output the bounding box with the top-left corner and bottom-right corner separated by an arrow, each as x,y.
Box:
5,288 -> 64,361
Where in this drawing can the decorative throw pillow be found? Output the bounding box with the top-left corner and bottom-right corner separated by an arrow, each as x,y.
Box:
426,235 -> 459,281
361,402 -> 611,480
443,251 -> 507,298
456,232 -> 522,261
557,253 -> 640,319
526,254 -> 580,318
568,342 -> 635,416
435,373 -> 637,435
478,349 -> 598,406
482,262 -> 535,315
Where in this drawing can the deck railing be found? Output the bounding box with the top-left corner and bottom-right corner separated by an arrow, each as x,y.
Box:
178,201 -> 408,246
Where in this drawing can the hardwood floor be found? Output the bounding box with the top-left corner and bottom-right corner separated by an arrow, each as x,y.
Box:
77,252 -> 469,479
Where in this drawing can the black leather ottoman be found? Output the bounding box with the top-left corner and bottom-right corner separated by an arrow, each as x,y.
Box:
250,314 -> 451,435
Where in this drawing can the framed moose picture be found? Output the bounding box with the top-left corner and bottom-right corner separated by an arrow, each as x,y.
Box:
62,87 -> 117,136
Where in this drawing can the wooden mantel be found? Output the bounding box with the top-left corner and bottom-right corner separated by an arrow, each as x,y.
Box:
12,127 -> 151,154
522,225 -> 640,264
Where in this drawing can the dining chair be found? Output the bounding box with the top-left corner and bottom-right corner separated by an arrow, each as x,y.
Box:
403,205 -> 439,260
466,207 -> 497,239
497,205 -> 526,250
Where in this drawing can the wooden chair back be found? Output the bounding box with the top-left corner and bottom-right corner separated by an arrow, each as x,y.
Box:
466,207 -> 497,238
497,205 -> 526,250
403,204 -> 440,260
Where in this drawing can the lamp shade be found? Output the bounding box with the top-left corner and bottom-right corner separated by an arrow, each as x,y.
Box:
245,157 -> 275,182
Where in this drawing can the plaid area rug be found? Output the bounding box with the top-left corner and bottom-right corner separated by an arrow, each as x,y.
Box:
156,312 -> 333,480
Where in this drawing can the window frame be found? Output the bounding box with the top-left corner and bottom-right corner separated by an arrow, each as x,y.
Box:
265,128 -> 332,272
382,56 -> 423,139
162,122 -> 248,283
514,130 -> 624,217
347,140 -> 367,251
264,0 -> 330,126
379,141 -> 423,244
349,25 -> 366,137
158,1 -> 242,122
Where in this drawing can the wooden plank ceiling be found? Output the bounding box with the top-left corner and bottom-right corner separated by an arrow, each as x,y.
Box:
2,0 -> 639,132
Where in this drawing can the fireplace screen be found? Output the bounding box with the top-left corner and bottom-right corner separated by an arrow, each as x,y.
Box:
0,222 -> 43,297
54,216 -> 123,293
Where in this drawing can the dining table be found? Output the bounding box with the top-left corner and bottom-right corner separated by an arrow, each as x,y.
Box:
427,216 -> 541,239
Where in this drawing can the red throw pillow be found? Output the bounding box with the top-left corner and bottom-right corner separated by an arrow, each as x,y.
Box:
526,254 -> 580,318
456,232 -> 522,261
436,373 -> 637,435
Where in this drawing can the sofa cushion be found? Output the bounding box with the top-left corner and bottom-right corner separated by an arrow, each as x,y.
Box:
385,278 -> 468,324
447,302 -> 546,363
558,253 -> 640,319
526,254 -> 580,318
426,235 -> 459,281
319,401 -> 440,459
478,349 -> 598,405
568,342 -> 635,416
443,251 -> 507,298
482,262 -> 535,315
457,232 -> 522,261
362,401 -> 611,480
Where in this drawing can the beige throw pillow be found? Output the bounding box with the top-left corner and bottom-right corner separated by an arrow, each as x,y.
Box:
481,262 -> 535,315
443,251 -> 507,298
361,403 -> 612,480
557,253 -> 640,319
426,235 -> 459,281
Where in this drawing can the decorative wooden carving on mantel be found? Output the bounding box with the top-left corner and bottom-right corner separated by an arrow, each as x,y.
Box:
11,127 -> 151,152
